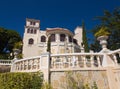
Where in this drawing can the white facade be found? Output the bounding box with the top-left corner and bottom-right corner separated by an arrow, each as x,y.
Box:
22,18 -> 83,58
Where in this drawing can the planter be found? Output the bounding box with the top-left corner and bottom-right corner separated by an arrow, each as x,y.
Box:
13,49 -> 21,60
97,36 -> 109,52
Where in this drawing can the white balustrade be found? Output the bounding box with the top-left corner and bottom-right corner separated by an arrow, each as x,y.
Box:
0,60 -> 12,65
108,49 -> 120,66
10,49 -> 120,72
11,56 -> 40,72
50,53 -> 104,69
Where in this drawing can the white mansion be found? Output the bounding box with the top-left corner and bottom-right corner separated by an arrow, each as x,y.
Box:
22,18 -> 83,58
1,18 -> 120,89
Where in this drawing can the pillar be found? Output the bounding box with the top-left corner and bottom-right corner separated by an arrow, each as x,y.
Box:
40,52 -> 50,82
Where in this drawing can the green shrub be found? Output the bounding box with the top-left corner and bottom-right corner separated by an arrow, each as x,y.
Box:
0,72 -> 43,89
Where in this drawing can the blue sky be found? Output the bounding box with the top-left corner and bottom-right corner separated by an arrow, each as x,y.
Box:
0,0 -> 120,38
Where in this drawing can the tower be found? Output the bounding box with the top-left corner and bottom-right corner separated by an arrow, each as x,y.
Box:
74,26 -> 83,47
22,18 -> 40,58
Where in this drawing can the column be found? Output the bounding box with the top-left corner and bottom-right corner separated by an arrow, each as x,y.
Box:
40,52 -> 50,82
56,34 -> 60,54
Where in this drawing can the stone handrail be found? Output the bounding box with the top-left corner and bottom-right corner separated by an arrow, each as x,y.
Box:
108,49 -> 120,55
107,49 -> 120,65
11,49 -> 120,72
50,53 -> 104,69
11,56 -> 41,72
0,60 -> 12,65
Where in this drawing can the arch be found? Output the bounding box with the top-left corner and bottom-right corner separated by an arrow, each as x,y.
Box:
73,39 -> 77,45
27,28 -> 30,33
28,38 -> 34,44
41,36 -> 46,42
31,29 -> 33,34
69,36 -> 72,42
34,29 -> 37,34
50,34 -> 55,42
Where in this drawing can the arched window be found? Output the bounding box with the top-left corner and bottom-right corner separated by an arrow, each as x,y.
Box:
73,39 -> 77,45
60,34 -> 66,42
69,36 -> 72,42
27,28 -> 30,33
28,38 -> 34,44
50,34 -> 55,42
31,29 -> 33,34
34,29 -> 37,34
41,36 -> 46,42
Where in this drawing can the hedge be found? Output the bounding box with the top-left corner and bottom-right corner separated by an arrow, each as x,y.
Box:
0,72 -> 43,89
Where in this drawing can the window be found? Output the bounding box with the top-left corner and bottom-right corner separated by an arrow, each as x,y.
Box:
27,29 -> 30,33
69,36 -> 72,42
34,29 -> 37,34
50,34 -> 55,42
73,39 -> 77,45
27,29 -> 37,34
30,21 -> 32,25
31,29 -> 33,34
28,38 -> 34,44
30,21 -> 36,25
41,36 -> 46,42
60,34 -> 66,42
33,22 -> 36,25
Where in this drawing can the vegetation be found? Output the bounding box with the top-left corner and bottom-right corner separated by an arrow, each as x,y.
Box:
94,26 -> 110,37
47,37 -> 51,53
13,41 -> 23,59
14,41 -> 22,49
0,72 -> 43,89
82,21 -> 89,52
0,71 -> 98,89
0,27 -> 21,59
41,82 -> 53,89
90,8 -> 120,52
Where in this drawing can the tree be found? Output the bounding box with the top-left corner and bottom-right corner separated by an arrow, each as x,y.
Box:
0,27 -> 8,53
0,27 -> 21,59
47,36 -> 51,53
90,8 -> 120,52
82,21 -> 89,52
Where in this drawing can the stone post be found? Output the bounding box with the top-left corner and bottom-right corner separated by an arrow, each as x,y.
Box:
40,52 -> 50,82
97,36 -> 115,67
80,46 -> 84,53
11,49 -> 20,72
97,36 -> 109,53
13,49 -> 20,61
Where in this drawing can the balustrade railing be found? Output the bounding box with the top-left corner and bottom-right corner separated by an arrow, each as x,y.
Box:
0,60 -> 12,65
107,49 -> 120,65
11,49 -> 120,72
11,56 -> 40,72
50,53 -> 104,69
